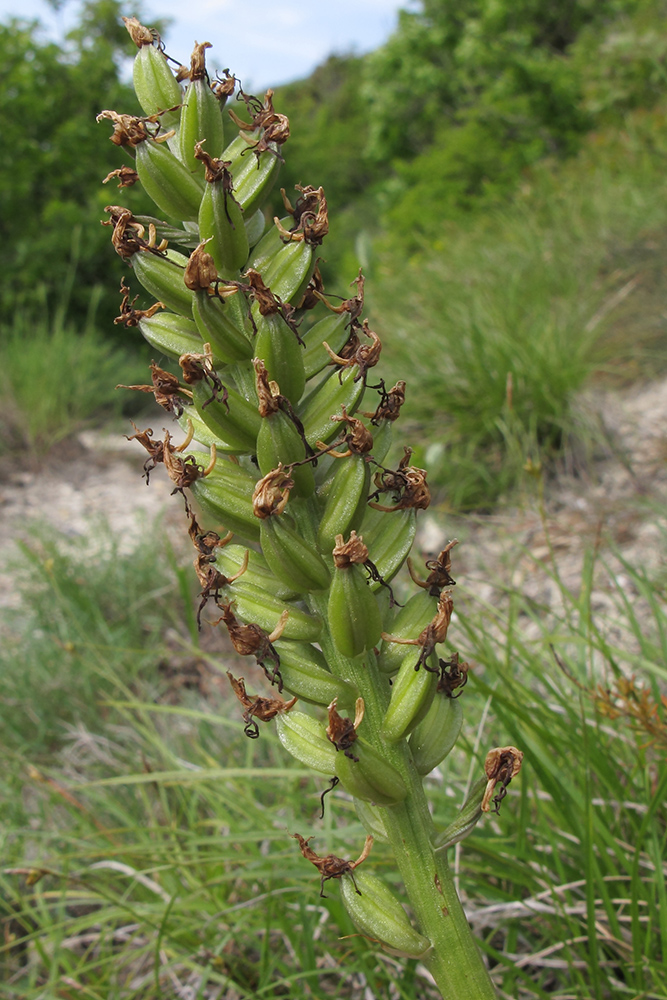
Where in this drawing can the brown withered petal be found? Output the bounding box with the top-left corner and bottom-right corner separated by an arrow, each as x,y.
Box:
332,531 -> 369,569
370,379 -> 406,425
122,16 -> 154,47
117,361 -> 187,416
253,357 -> 281,417
162,431 -> 204,490
229,88 -> 290,159
212,69 -> 236,100
326,697 -> 364,760
482,746 -> 524,814
125,423 -> 164,483
324,319 -> 381,386
189,41 -> 212,81
227,672 -> 296,738
408,539 -> 458,596
244,268 -> 281,316
184,242 -> 218,290
293,833 -> 373,897
215,602 -> 288,689
97,110 -> 150,147
381,590 -> 454,670
103,166 -> 140,188
114,278 -> 164,328
252,466 -> 294,519
437,652 -> 469,698
368,447 -> 430,513
330,408 -> 373,455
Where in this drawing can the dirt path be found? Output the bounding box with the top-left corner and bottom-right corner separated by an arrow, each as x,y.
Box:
1,379 -> 665,632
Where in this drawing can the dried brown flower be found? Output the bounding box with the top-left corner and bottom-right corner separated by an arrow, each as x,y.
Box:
293,833 -> 373,897
227,672 -> 296,738
482,746 -> 524,814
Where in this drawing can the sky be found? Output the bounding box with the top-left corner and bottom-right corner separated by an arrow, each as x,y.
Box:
0,0 -> 407,89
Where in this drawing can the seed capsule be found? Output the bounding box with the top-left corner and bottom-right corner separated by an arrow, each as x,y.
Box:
131,249 -> 194,317
191,380 -> 260,454
273,640 -> 357,709
328,557 -> 382,659
178,43 -> 226,175
192,289 -> 254,364
317,455 -> 370,553
298,368 -> 366,448
357,507 -> 416,586
254,306 -> 306,404
335,738 -> 407,806
409,693 -> 463,776
128,26 -> 182,132
256,410 -> 315,498
260,514 -> 331,594
136,139 -> 204,222
376,591 -> 438,675
302,311 -> 350,379
275,711 -> 337,775
380,651 -> 437,743
138,311 -> 205,360
198,172 -> 249,276
188,454 -> 260,542
340,870 -> 430,957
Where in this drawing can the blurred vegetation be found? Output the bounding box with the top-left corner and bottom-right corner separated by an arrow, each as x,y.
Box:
0,0 -> 154,326
1,0 -> 667,500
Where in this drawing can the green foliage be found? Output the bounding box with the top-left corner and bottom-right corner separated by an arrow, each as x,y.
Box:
0,1 -> 153,325
0,293 -> 142,455
371,103 -> 667,508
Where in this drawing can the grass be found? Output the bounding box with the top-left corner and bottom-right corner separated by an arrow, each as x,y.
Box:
0,293 -> 146,457
370,103 -> 667,509
1,504 -> 665,998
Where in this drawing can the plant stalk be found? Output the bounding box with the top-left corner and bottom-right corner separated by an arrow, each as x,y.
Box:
309,592 -> 496,999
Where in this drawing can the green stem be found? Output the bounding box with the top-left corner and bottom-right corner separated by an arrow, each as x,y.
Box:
309,593 -> 496,1000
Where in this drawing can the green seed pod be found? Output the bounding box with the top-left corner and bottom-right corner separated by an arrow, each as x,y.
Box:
192,290 -> 254,364
355,800 -> 389,842
369,418 -> 393,465
215,542 -> 299,600
273,640 -> 357,709
302,311 -> 350,379
250,222 -> 314,303
198,180 -> 249,277
340,870 -> 430,958
179,78 -> 226,175
376,591 -> 438,675
335,738 -> 407,806
328,562 -> 382,659
232,146 -> 281,217
260,515 -> 331,594
131,250 -> 194,317
221,580 -> 322,642
136,139 -> 204,221
433,777 -> 486,851
409,693 -> 463,776
256,411 -> 315,498
254,307 -> 306,404
358,507 -> 416,586
131,43 -> 183,131
245,208 -> 266,247
275,711 -> 337,775
317,455 -> 370,553
138,311 -> 204,360
188,456 -> 260,542
298,368 -> 366,448
191,380 -> 261,454
380,652 -> 437,743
